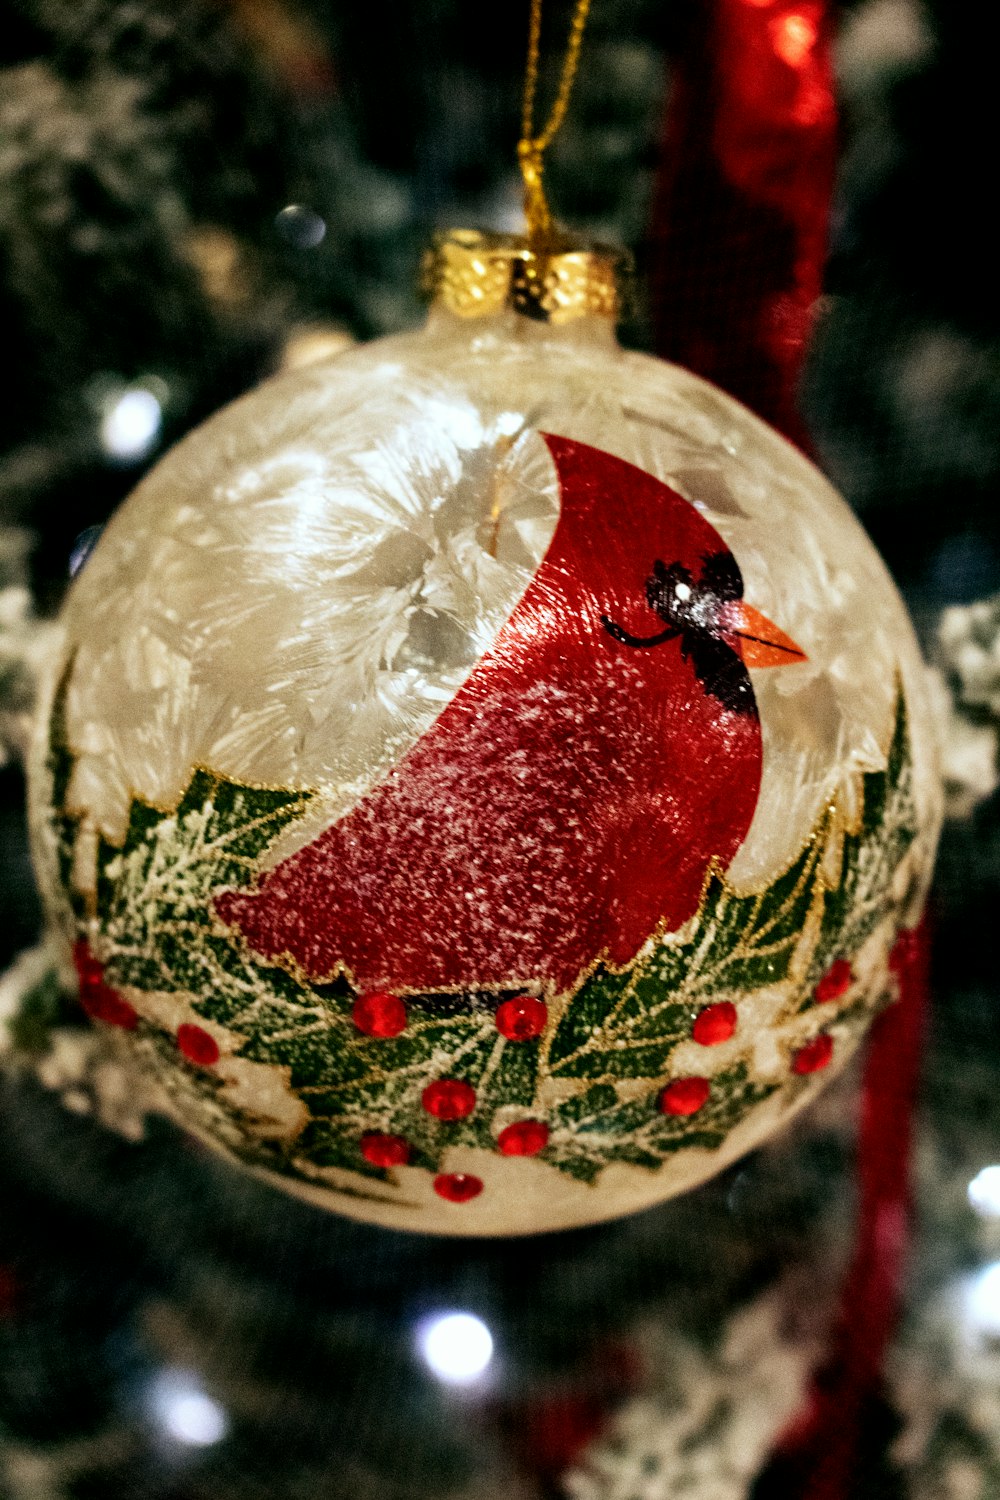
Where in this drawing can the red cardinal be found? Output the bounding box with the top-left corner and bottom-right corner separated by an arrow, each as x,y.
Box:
216,437 -> 804,995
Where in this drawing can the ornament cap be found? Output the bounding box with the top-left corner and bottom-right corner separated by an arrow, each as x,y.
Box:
420,228 -> 631,324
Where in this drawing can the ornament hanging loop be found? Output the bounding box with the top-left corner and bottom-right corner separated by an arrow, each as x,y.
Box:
517,139 -> 554,242
518,0 -> 593,245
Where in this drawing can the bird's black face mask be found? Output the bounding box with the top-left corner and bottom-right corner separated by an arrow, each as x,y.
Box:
601,551 -> 757,716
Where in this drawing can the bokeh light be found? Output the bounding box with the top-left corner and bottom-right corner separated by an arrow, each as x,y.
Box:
149,1369 -> 229,1447
416,1311 -> 494,1385
962,1261 -> 1000,1341
968,1165 -> 1000,1219
100,387 -> 163,463
69,524 -> 104,578
275,204 -> 327,249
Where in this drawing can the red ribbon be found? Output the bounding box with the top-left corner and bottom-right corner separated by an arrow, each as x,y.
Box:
758,923 -> 930,1498
649,0 -> 837,447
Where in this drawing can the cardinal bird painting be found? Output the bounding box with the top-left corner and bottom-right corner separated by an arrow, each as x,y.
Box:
216,436 -> 806,996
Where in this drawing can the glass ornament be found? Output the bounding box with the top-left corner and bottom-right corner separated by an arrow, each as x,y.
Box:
29,232 -> 941,1235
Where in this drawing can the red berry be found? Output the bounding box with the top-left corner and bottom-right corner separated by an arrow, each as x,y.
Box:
177,1023 -> 220,1066
496,1119 -> 549,1156
495,995 -> 548,1041
72,941 -> 139,1029
433,1173 -> 483,1203
422,1078 -> 477,1120
91,984 -> 137,1032
80,981 -> 139,1031
692,1001 -> 737,1046
352,991 -> 407,1038
360,1132 -> 411,1168
658,1076 -> 710,1116
814,958 -> 852,1004
792,1034 -> 834,1075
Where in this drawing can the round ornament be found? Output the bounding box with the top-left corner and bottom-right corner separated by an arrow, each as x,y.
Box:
29,231 -> 941,1235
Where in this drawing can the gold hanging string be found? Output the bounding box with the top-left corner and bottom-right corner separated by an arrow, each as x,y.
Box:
518,0 -> 593,244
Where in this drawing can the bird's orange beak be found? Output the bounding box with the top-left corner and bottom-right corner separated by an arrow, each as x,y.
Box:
717,600 -> 807,668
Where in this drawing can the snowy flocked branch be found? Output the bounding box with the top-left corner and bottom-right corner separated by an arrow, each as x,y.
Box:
565,1282 -> 819,1500
929,593 -> 1000,819
0,524 -> 61,768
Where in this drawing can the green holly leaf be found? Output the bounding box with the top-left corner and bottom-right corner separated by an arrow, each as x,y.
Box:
806,690 -> 917,992
547,834 -> 821,1083
257,989 -> 542,1180
95,772 -> 311,994
539,1065 -> 777,1184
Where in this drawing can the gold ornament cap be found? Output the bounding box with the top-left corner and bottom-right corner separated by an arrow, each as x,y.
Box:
420,228 -> 631,325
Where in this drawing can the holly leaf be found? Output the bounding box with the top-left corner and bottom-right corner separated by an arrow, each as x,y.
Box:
96,771 -> 311,994
807,690 -> 917,990
247,987 -> 542,1180
547,834 -> 822,1083
539,1065 -> 777,1184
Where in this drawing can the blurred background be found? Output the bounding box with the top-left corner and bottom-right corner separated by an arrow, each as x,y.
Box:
2,2 -> 1000,1496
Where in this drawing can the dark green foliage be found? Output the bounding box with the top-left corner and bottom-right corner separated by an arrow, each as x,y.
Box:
285,993 -> 543,1181
6,963 -> 77,1053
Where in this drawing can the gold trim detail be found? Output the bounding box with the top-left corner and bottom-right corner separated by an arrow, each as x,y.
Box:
419,228 -> 631,325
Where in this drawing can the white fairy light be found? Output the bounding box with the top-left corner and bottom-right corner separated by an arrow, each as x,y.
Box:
968,1165 -> 1000,1219
100,387 -> 162,462
149,1369 -> 228,1446
962,1261 -> 1000,1341
417,1310 -> 494,1385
